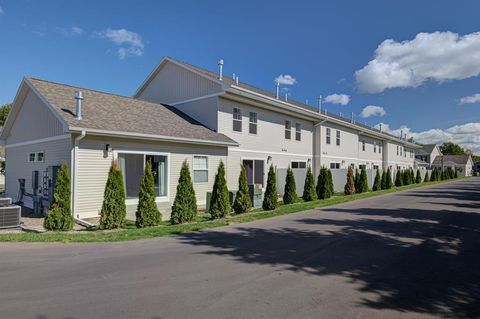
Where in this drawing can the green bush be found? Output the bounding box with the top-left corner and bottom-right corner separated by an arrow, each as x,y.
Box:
430,169 -> 436,182
263,164 -> 278,210
354,169 -> 361,193
344,166 -> 355,195
424,171 -> 430,183
386,168 -> 393,189
209,161 -> 231,219
283,167 -> 297,205
357,167 -> 369,193
395,170 -> 403,187
99,162 -> 127,229
233,165 -> 252,214
136,161 -> 162,228
43,162 -> 74,231
454,169 -> 458,178
372,169 -> 381,191
170,161 -> 197,224
327,169 -> 334,197
316,167 -> 329,199
381,170 -> 387,189
402,170 -> 410,186
302,166 -> 317,201
415,169 -> 422,184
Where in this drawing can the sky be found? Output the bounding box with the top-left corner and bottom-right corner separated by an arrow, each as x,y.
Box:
1,0 -> 480,152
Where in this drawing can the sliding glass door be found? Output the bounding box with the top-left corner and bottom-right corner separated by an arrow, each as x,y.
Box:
242,159 -> 265,187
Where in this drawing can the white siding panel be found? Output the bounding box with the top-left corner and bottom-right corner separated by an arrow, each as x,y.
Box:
7,90 -> 64,144
173,96 -> 218,131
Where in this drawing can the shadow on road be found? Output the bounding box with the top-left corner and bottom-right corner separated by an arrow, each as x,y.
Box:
177,180 -> 480,318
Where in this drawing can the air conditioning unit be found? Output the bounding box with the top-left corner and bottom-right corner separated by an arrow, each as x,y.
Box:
0,205 -> 21,229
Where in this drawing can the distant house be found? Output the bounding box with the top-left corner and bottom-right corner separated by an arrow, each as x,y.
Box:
415,144 -> 442,167
431,155 -> 474,176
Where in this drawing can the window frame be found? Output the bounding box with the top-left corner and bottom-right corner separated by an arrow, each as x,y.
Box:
248,112 -> 258,135
233,107 -> 242,132
28,152 -> 36,162
285,120 -> 291,140
374,141 -> 377,153
336,130 -> 341,146
362,140 -> 366,151
291,160 -> 307,169
114,150 -> 170,204
330,162 -> 341,169
326,127 -> 331,144
36,152 -> 45,162
193,155 -> 209,183
295,123 -> 301,141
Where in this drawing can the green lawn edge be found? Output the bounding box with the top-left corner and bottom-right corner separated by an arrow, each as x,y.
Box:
0,178 -> 466,243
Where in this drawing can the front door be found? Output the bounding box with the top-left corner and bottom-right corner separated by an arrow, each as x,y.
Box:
242,159 -> 265,187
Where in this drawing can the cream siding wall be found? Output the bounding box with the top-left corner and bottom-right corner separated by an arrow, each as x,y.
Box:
386,141 -> 415,169
429,146 -> 441,165
75,136 -> 227,220
6,90 -> 65,144
357,135 -> 384,168
319,122 -> 360,169
173,96 -> 218,131
138,62 -> 223,104
5,137 -> 72,208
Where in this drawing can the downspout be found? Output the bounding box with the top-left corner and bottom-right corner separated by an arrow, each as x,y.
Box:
72,130 -> 86,222
313,119 -> 327,174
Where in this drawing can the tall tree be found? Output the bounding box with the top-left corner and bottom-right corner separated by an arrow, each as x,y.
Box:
415,169 -> 422,184
326,169 -> 334,197
302,166 -> 317,201
0,103 -> 11,126
209,161 -> 231,219
344,166 -> 355,195
381,170 -> 387,189
170,161 -> 197,224
372,169 -> 381,191
263,164 -> 278,210
358,167 -> 369,193
283,167 -> 297,204
233,165 -> 252,214
440,142 -> 465,155
316,167 -> 329,199
423,171 -> 430,183
99,162 -> 127,229
395,170 -> 403,187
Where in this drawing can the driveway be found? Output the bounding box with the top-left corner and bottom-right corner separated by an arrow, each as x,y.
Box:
1,178 -> 479,319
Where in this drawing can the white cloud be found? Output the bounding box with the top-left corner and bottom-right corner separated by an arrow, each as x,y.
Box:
355,31 -> 480,93
96,28 -> 145,59
375,122 -> 480,153
324,93 -> 350,106
360,105 -> 386,118
274,74 -> 297,86
58,26 -> 85,37
460,93 -> 480,105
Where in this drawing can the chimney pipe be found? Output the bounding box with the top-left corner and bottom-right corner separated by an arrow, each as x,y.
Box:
350,112 -> 354,123
235,76 -> 239,85
275,81 -> 280,99
379,123 -> 383,132
400,130 -> 403,139
75,91 -> 83,120
285,92 -> 288,102
317,95 -> 322,113
218,59 -> 224,80
232,73 -> 236,80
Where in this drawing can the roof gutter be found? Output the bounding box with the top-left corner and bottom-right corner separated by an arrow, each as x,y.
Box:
69,127 -> 239,147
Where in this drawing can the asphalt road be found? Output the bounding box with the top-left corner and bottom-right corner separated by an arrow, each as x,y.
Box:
1,178 -> 480,319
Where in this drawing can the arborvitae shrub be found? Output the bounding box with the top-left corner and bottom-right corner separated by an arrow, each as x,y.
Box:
263,164 -> 278,210
233,165 -> 252,214
302,166 -> 317,201
283,167 -> 297,205
358,167 -> 369,193
344,166 -> 356,195
327,169 -> 334,197
454,169 -> 458,178
441,170 -> 446,180
381,170 -> 387,189
415,169 -> 422,184
372,169 -> 381,191
424,171 -> 429,183
171,161 -> 197,224
316,167 -> 329,199
402,170 -> 410,186
354,169 -> 361,193
386,168 -> 393,189
209,161 -> 231,219
430,169 -> 436,182
99,162 -> 127,229
395,170 -> 403,187
136,161 -> 162,228
44,162 -> 74,231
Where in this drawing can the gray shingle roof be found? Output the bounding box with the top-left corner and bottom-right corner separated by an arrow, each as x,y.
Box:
421,144 -> 438,154
27,78 -> 237,146
432,155 -> 472,166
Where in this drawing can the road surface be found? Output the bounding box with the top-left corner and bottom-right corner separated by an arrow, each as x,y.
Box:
1,178 -> 479,319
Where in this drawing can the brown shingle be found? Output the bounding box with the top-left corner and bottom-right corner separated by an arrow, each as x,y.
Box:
27,78 -> 237,146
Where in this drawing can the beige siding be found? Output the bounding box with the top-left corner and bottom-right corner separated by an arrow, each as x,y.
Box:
357,135 -> 384,168
7,90 -> 65,144
5,137 -> 72,207
319,122 -> 360,169
218,97 -> 314,155
173,96 -> 218,131
75,136 -> 227,220
386,141 -> 415,169
138,62 -> 223,104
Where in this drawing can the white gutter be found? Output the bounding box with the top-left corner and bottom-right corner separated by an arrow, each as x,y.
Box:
72,130 -> 86,219
69,127 -> 239,147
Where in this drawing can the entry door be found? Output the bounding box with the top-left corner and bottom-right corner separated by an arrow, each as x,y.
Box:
242,159 -> 265,187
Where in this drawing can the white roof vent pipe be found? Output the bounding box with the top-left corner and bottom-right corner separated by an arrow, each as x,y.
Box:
317,95 -> 322,113
275,81 -> 280,99
75,91 -> 84,120
379,123 -> 383,132
350,112 -> 354,123
232,73 -> 236,80
235,76 -> 239,85
284,92 -> 288,102
218,59 -> 224,80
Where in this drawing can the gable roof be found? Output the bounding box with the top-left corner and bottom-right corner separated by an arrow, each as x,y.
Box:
136,57 -> 421,148
15,78 -> 237,146
432,155 -> 473,166
421,144 -> 439,154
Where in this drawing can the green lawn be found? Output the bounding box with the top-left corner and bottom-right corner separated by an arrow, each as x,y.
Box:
0,178 -> 463,243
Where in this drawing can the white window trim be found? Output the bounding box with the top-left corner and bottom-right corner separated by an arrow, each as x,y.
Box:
285,120 -> 291,140
295,123 -> 301,141
233,107 -> 242,133
326,127 -> 331,145
291,160 -> 307,169
336,130 -> 341,146
113,150 -> 171,204
329,161 -> 341,169
240,157 -> 266,189
248,112 -> 258,135
28,151 -> 45,163
193,154 -> 209,183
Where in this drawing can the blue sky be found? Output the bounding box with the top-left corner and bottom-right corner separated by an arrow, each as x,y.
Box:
1,0 -> 480,152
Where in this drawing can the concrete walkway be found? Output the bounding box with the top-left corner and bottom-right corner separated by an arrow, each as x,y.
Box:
1,178 -> 479,319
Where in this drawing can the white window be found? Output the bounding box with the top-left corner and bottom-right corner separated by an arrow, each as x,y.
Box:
36,152 -> 44,162
397,145 -> 399,156
291,161 -> 307,169
330,162 -> 340,169
28,153 -> 36,162
28,152 -> 44,162
233,108 -> 242,132
118,153 -> 168,199
326,128 -> 331,144
379,144 -> 382,154
362,140 -> 366,151
295,123 -> 301,141
400,146 -> 403,156
373,165 -> 379,170
285,120 -> 291,139
193,155 -> 208,183
249,112 -> 257,134
374,141 -> 377,153
336,130 -> 341,146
